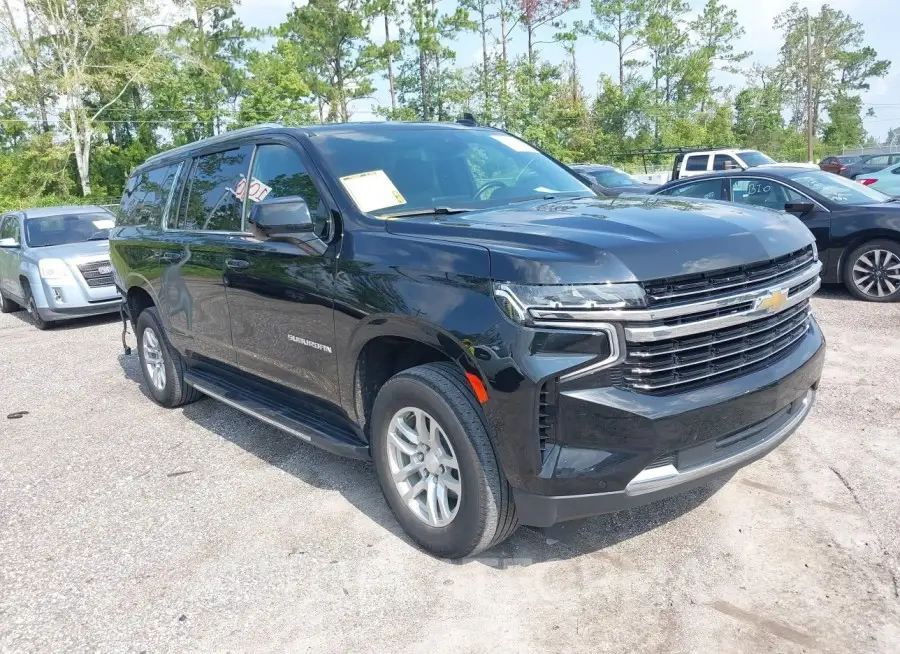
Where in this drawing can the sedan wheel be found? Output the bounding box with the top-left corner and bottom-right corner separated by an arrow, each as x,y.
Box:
851,248 -> 900,299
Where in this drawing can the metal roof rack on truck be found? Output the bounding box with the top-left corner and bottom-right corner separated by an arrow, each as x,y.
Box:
142,123 -> 285,166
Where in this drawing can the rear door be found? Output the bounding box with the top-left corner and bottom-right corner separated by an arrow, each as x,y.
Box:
681,154 -> 711,178
165,146 -> 254,364
224,140 -> 340,402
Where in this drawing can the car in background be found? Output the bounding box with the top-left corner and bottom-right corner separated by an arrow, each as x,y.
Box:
818,155 -> 859,176
841,153 -> 900,179
668,148 -> 818,180
0,206 -> 120,329
570,164 -> 658,195
652,168 -> 900,302
856,163 -> 900,196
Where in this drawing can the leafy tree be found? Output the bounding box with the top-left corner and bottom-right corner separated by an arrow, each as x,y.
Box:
689,0 -> 748,111
578,0 -> 648,88
519,0 -> 577,65
822,92 -> 866,149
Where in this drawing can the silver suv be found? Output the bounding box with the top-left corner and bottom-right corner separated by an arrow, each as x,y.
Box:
0,206 -> 121,329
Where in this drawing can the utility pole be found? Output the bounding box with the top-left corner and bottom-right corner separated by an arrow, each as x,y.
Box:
806,11 -> 813,163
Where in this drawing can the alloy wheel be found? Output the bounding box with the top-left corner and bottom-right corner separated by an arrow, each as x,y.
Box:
385,407 -> 462,527
142,326 -> 167,391
852,249 -> 900,298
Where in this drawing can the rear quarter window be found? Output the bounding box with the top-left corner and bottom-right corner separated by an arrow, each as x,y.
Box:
119,164 -> 180,227
685,155 -> 709,172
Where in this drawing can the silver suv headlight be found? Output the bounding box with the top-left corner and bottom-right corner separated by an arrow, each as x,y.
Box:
493,282 -> 646,325
38,259 -> 72,281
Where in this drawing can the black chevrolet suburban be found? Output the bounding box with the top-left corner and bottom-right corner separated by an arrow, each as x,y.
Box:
110,122 -> 825,558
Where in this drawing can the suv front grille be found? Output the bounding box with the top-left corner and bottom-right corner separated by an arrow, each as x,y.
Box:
77,260 -> 114,288
621,301 -> 812,393
643,245 -> 815,308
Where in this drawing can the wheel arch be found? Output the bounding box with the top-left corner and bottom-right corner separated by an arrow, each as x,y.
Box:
344,315 -> 488,438
835,230 -> 900,282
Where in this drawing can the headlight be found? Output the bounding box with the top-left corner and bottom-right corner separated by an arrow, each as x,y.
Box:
38,259 -> 72,280
811,241 -> 818,261
493,282 -> 646,325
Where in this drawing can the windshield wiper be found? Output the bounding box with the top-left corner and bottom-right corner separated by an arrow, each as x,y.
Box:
383,207 -> 474,218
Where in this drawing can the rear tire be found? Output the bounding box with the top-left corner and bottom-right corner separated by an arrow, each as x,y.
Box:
843,240 -> 900,302
370,362 -> 518,558
0,288 -> 19,313
135,306 -> 202,407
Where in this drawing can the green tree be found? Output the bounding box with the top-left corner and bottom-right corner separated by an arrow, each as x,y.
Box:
578,0 -> 648,88
689,0 -> 749,111
822,92 -> 866,149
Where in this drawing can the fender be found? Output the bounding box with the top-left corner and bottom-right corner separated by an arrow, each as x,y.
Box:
830,227 -> 900,283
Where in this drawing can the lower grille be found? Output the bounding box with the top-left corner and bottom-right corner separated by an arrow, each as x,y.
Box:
77,260 -> 114,288
538,382 -> 554,457
621,301 -> 812,394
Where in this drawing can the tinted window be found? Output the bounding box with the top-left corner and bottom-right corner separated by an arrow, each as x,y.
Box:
787,170 -> 891,205
838,156 -> 859,164
736,151 -> 776,167
181,147 -> 253,231
866,155 -> 890,166
666,179 -> 723,200
126,165 -> 178,227
24,213 -> 115,248
0,215 -> 18,240
730,179 -> 805,211
118,175 -> 143,225
713,154 -> 740,171
248,144 -> 332,241
685,155 -> 708,171
585,168 -> 640,187
310,128 -> 590,217
821,158 -> 834,165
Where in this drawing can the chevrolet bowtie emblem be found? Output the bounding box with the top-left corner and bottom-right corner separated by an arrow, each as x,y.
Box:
755,289 -> 789,313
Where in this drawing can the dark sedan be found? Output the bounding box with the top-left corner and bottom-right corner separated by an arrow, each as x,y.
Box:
571,164 -> 658,196
841,153 -> 900,179
652,167 -> 900,301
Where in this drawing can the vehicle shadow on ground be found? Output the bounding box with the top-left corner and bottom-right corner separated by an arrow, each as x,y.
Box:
117,352 -> 729,566
5,307 -> 119,331
813,283 -> 853,302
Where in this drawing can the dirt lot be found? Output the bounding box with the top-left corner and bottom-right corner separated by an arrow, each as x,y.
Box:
1,287 -> 899,653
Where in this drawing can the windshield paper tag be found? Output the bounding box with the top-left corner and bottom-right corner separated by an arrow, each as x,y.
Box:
340,170 -> 406,212
491,134 -> 538,153
92,219 -> 114,230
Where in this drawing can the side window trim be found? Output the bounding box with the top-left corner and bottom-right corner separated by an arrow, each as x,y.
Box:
240,145 -> 259,231
161,161 -> 184,229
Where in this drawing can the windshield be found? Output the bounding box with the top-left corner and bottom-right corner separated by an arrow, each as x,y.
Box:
737,151 -> 776,167
584,168 -> 641,187
310,128 -> 592,217
787,170 -> 892,205
24,213 -> 114,248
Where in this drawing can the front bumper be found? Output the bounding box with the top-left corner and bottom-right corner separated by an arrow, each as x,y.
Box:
29,259 -> 119,320
510,319 -> 825,527
515,389 -> 815,526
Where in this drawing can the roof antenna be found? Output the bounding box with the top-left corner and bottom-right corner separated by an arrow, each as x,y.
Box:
457,112 -> 477,127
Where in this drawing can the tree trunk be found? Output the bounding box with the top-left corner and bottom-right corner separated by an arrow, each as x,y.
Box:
417,7 -> 429,121
431,0 -> 442,120
527,22 -> 534,65
481,6 -> 489,111
617,17 -> 624,87
384,14 -> 396,114
335,54 -> 347,122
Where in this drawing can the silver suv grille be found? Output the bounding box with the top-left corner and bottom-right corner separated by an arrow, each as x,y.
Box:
531,246 -> 821,395
77,259 -> 114,288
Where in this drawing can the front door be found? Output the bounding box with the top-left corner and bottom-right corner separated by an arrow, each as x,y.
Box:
224,142 -> 340,402
165,145 -> 254,364
0,215 -> 22,299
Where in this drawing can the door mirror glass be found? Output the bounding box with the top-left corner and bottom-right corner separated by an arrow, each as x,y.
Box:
0,237 -> 19,248
784,202 -> 814,216
248,196 -> 314,238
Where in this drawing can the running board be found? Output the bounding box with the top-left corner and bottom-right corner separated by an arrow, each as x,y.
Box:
185,370 -> 370,461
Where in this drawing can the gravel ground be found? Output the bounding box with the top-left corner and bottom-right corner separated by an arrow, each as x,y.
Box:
1,287 -> 899,653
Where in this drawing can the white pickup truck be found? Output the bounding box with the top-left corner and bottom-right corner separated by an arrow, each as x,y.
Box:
671,148 -> 816,180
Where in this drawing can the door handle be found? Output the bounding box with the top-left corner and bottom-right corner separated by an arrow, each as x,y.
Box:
226,259 -> 249,270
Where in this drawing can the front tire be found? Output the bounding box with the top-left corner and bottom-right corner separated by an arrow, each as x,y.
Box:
135,307 -> 201,407
843,240 -> 900,302
22,284 -> 52,330
370,362 -> 518,558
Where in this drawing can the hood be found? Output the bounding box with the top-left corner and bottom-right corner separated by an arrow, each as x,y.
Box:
385,195 -> 815,284
27,240 -> 110,261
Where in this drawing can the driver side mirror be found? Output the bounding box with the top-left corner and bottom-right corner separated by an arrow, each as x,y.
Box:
784,202 -> 814,216
248,196 -> 314,239
0,237 -> 19,248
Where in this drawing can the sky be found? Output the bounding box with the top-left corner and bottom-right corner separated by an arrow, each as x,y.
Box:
234,0 -> 900,142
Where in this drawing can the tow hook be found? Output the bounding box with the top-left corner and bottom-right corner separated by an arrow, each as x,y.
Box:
119,303 -> 132,355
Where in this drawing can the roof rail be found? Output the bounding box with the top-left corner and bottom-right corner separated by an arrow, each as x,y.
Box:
613,145 -> 735,158
143,123 -> 285,165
